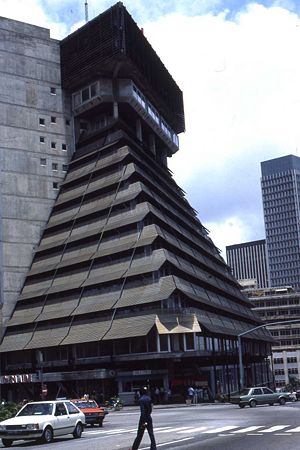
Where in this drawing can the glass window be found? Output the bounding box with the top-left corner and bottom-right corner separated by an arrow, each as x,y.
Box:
53,182 -> 59,190
40,136 -> 45,143
65,402 -> 79,414
51,116 -> 57,124
55,403 -> 67,416
82,87 -> 90,102
50,87 -> 56,95
185,333 -> 194,350
52,163 -> 58,171
39,118 -> 45,126
253,388 -> 262,395
159,334 -> 169,352
40,158 -> 46,166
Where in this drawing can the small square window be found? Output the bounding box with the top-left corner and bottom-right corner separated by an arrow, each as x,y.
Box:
39,118 -> 45,126
53,182 -> 59,190
66,119 -> 70,126
51,142 -> 56,149
51,116 -> 56,124
40,158 -> 46,166
50,87 -> 56,95
52,163 -> 58,171
62,143 -> 67,151
40,136 -> 45,143
62,164 -> 68,172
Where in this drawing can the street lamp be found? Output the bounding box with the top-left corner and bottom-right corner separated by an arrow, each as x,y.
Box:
238,318 -> 300,390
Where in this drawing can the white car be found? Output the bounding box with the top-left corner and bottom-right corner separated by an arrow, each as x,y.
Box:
0,400 -> 86,447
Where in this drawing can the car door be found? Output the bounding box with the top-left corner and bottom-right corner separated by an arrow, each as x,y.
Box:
262,387 -> 275,404
54,402 -> 73,436
252,388 -> 263,404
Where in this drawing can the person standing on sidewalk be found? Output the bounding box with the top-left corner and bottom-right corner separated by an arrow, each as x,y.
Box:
131,386 -> 157,450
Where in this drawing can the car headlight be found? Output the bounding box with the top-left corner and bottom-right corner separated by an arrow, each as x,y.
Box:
26,424 -> 39,430
0,425 -> 6,431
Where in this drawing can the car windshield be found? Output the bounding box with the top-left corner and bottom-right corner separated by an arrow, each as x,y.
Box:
74,401 -> 98,408
240,389 -> 251,395
17,403 -> 53,416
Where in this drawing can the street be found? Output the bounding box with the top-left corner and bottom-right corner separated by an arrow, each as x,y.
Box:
2,402 -> 300,449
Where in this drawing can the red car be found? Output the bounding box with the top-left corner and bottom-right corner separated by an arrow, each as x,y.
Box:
70,399 -> 107,427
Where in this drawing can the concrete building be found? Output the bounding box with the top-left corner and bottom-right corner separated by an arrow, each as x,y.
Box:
261,154 -> 300,288
226,239 -> 268,289
247,286 -> 300,388
0,17 -> 72,327
0,3 -> 272,403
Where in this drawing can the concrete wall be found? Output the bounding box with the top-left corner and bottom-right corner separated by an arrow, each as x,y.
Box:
0,17 -> 73,327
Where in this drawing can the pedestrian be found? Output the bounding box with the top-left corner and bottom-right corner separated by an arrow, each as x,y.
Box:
154,386 -> 160,404
131,386 -> 157,450
187,386 -> 194,404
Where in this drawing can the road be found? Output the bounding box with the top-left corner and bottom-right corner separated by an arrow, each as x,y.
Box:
2,402 -> 300,449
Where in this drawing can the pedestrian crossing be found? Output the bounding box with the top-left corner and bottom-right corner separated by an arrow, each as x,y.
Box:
84,424 -> 300,437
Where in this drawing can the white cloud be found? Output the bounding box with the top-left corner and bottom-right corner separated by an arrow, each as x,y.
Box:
141,4 -> 300,253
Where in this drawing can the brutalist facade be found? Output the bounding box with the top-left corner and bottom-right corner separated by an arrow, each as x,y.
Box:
0,3 -> 272,403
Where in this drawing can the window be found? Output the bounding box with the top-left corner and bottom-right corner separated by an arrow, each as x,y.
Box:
50,87 -> 56,95
62,164 -> 68,172
40,158 -> 46,166
185,333 -> 195,350
52,163 -> 58,171
65,402 -> 79,415
39,118 -> 45,126
66,119 -> 70,126
53,182 -> 59,190
40,136 -> 45,143
159,334 -> 169,352
55,403 -> 67,416
51,116 -> 56,124
62,143 -> 67,151
253,388 -> 262,395
51,142 -> 56,149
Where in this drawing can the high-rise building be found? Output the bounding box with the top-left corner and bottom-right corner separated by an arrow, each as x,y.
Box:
247,286 -> 300,388
226,239 -> 268,289
0,17 -> 72,328
261,154 -> 300,288
0,3 -> 272,403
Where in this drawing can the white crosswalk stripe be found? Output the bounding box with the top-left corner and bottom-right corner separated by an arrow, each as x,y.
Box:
157,426 -> 195,433
203,426 -> 239,434
231,426 -> 264,433
286,426 -> 300,432
178,427 -> 208,433
260,425 -> 290,433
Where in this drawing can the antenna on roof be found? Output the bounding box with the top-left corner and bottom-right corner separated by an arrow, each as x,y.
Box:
85,0 -> 89,23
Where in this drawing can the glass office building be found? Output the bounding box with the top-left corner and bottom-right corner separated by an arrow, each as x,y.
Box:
261,155 -> 300,288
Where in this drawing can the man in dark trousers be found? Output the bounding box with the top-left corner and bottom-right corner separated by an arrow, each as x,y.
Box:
131,386 -> 157,450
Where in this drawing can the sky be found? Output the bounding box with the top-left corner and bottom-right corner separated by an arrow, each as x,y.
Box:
2,0 -> 300,257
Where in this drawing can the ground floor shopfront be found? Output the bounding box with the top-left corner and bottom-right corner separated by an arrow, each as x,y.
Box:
0,351 -> 272,405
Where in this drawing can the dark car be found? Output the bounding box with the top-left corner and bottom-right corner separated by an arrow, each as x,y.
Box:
230,387 -> 290,408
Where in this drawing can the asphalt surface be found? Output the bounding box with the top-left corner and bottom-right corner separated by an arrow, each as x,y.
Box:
2,401 -> 300,449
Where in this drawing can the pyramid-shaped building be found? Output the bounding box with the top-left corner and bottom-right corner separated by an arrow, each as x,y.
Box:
0,3 -> 272,402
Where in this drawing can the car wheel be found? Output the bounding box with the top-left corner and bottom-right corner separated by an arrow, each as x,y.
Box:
279,397 -> 286,405
249,400 -> 257,408
73,422 -> 83,439
269,403 -> 274,406
91,423 -> 95,428
238,404 -> 245,408
42,426 -> 54,444
2,439 -> 13,448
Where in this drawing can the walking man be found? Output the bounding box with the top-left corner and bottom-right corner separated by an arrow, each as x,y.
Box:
131,386 -> 157,450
